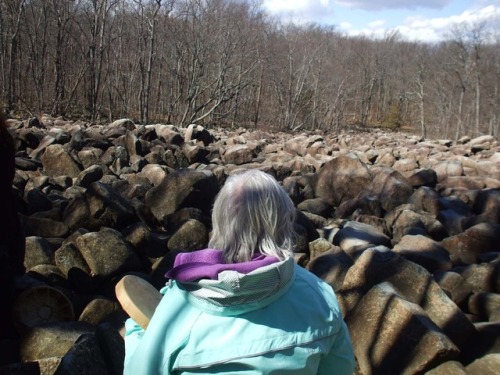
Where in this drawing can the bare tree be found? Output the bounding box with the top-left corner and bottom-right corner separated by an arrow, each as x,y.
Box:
3,0 -> 26,112
49,0 -> 77,115
133,0 -> 175,124
447,22 -> 489,138
408,45 -> 431,138
0,0 -> 499,139
76,0 -> 119,121
469,23 -> 488,136
22,1 -> 51,112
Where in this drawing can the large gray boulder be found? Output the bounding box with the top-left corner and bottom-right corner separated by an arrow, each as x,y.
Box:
424,360 -> 468,374
440,223 -> 500,265
20,323 -> 109,375
339,248 -> 476,350
433,271 -> 473,309
75,228 -> 142,278
367,167 -> 414,212
346,282 -> 459,375
313,154 -> 372,206
466,354 -> 500,375
85,181 -> 137,230
393,234 -> 452,273
167,219 -> 208,252
222,144 -> 254,165
145,169 -> 219,224
333,221 -> 391,257
41,144 -> 81,178
23,236 -> 55,270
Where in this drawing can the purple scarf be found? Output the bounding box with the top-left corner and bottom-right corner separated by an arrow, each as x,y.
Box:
165,248 -> 279,282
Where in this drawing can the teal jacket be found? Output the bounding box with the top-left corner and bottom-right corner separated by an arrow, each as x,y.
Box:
124,257 -> 355,374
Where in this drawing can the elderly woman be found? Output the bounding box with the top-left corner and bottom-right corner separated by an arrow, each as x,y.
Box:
124,169 -> 355,374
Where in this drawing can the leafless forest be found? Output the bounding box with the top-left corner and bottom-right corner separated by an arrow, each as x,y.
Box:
1,0 -> 499,139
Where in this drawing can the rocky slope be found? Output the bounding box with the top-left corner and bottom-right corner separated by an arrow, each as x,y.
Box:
2,116 -> 499,374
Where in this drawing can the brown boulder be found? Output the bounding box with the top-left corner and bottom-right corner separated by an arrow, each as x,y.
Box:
408,168 -> 438,188
21,215 -> 69,239
154,125 -> 183,145
41,144 -> 81,178
386,205 -> 446,242
222,144 -> 254,165
440,223 -> 500,265
425,361 -> 468,374
460,322 -> 500,364
24,236 -> 55,270
339,249 -> 476,349
468,292 -> 500,322
433,271 -> 473,309
86,182 -> 137,230
313,154 -> 372,206
466,354 -> 500,375
336,195 -> 383,219
308,238 -> 336,260
167,219 -> 208,252
393,235 -> 452,273
333,221 -> 391,257
75,228 -> 142,278
145,169 -> 219,224
458,261 -> 500,294
139,164 -> 168,187
108,118 -> 135,131
77,148 -> 104,170
297,197 -> 332,218
78,298 -> 120,326
367,167 -> 414,212
75,165 -> 104,188
307,248 -> 353,291
408,186 -> 440,216
346,282 -> 459,375
124,222 -> 169,258
473,189 -> 500,224
433,160 -> 463,182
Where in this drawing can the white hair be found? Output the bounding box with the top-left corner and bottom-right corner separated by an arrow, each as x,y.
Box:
209,169 -> 296,263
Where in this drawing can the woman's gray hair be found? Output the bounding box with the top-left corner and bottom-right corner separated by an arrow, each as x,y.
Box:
209,169 -> 296,263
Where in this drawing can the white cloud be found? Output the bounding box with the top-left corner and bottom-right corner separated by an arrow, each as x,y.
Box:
368,19 -> 386,28
264,1 -> 500,42
339,21 -> 354,29
339,5 -> 500,42
397,5 -> 500,42
333,0 -> 451,11
263,0 -> 335,20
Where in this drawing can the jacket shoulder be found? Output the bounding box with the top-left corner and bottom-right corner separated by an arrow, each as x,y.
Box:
292,264 -> 342,312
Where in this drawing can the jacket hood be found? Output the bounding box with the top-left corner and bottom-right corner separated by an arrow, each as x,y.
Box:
166,248 -> 279,282
174,256 -> 295,316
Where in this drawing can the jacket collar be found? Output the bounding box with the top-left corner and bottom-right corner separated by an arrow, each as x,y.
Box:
173,256 -> 296,316
166,248 -> 280,282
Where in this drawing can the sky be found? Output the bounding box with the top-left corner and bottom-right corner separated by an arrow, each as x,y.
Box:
262,0 -> 500,43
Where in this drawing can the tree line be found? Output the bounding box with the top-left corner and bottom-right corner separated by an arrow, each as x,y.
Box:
1,0 -> 499,139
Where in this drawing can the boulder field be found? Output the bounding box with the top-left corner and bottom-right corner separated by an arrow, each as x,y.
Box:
2,116 -> 500,374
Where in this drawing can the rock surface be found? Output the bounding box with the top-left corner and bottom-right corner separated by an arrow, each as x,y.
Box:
3,117 -> 500,374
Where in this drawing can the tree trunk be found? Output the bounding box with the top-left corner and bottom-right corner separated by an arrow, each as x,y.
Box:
455,86 -> 465,140
7,0 -> 25,111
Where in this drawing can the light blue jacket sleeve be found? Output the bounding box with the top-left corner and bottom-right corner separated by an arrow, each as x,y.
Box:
318,320 -> 356,375
123,285 -> 170,371
124,318 -> 145,368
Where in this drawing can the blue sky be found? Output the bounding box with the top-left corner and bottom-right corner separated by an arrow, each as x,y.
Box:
262,0 -> 500,42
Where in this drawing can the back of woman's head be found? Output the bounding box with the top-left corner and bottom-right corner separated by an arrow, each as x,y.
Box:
209,169 -> 296,263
